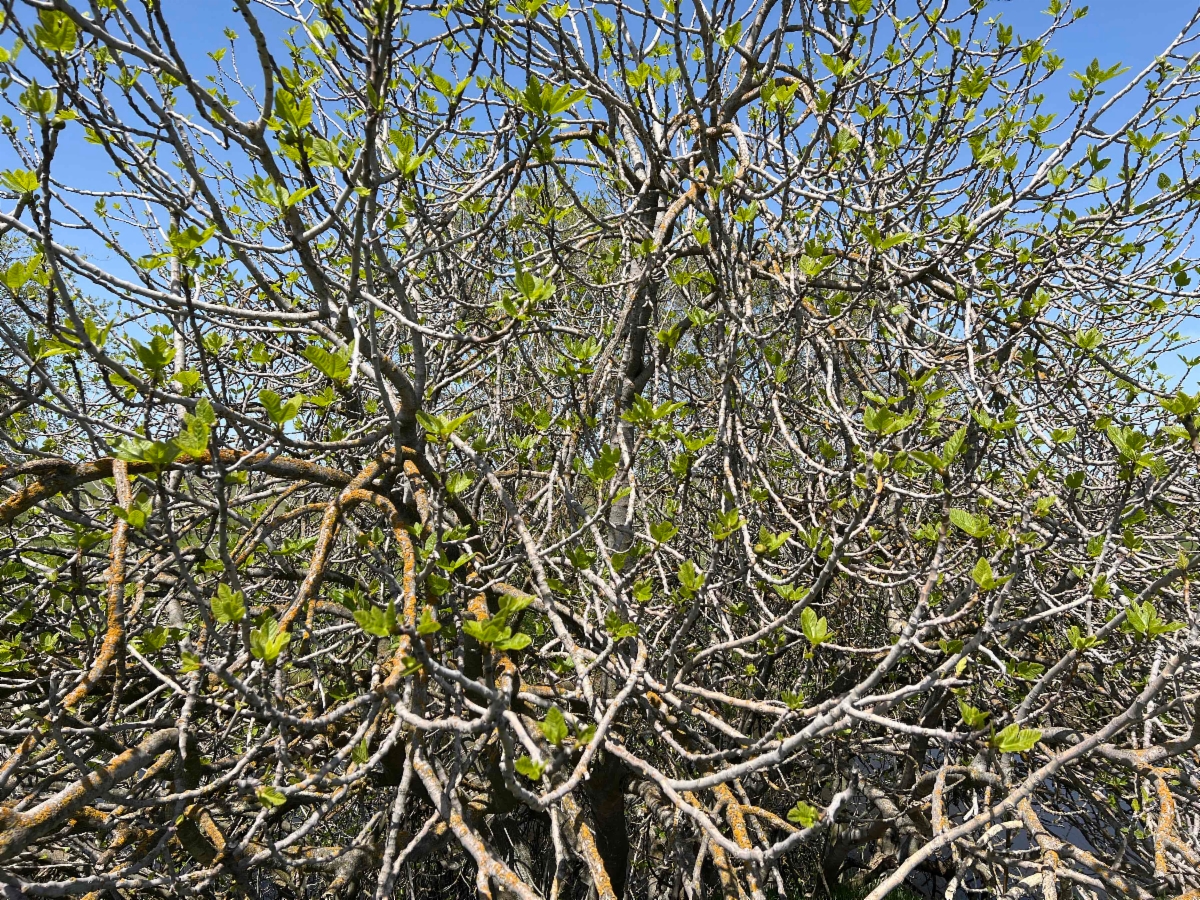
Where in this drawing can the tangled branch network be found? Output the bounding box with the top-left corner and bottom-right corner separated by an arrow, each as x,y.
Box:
0,0 -> 1199,897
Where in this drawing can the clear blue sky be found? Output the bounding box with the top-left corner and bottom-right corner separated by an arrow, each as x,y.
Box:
149,0 -> 1200,85
999,0 -> 1200,74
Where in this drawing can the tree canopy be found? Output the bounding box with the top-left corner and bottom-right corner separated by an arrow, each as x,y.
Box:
0,0 -> 1199,897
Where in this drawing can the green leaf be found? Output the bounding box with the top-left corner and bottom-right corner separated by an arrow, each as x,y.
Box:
949,509 -> 989,539
211,583 -> 245,624
275,535 -> 317,557
862,224 -> 912,251
1066,625 -> 1101,651
1006,660 -> 1045,680
650,520 -> 679,543
786,800 -> 820,828
1124,599 -> 1149,635
992,722 -> 1041,754
284,185 -> 319,208
0,169 -> 39,196
256,785 -> 287,808
173,370 -> 202,396
1071,58 -> 1129,91
4,254 -> 42,289
1106,424 -> 1147,463
34,10 -> 77,53
1075,327 -> 1103,350
274,89 -> 313,131
1122,600 -> 1186,638
135,626 -> 170,655
604,611 -> 640,640
971,557 -> 996,591
677,561 -> 705,597
19,82 -> 55,118
179,651 -> 201,674
970,558 -> 1011,591
352,739 -> 370,765
111,496 -> 151,530
514,755 -> 545,780
1051,427 -> 1076,444
583,443 -> 621,481
1161,390 -> 1200,419
754,527 -> 791,556
941,426 -> 968,466
513,268 -> 555,303
168,224 -> 216,258
133,335 -> 176,374
174,414 -> 211,458
708,507 -> 745,541
494,631 -> 532,651
416,608 -> 441,634
717,21 -> 742,50
250,617 -> 291,663
863,404 -> 915,435
354,600 -> 398,638
800,607 -> 831,647
957,699 -> 989,728
114,437 -> 181,471
302,344 -> 351,382
540,706 -> 568,746
464,615 -> 527,649
444,472 -> 474,495
498,592 -> 534,618
259,389 -> 305,426
396,655 -> 423,678
416,410 -> 474,442
774,583 -> 808,603
781,690 -> 805,710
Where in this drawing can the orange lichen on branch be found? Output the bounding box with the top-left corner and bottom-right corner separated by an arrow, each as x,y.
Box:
412,750 -> 541,900
683,790 -> 741,900
561,791 -> 618,900
62,459 -> 132,710
0,450 -> 352,525
0,727 -> 179,862
279,453 -> 393,639
712,783 -> 762,900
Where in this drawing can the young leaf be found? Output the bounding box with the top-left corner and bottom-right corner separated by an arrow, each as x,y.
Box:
949,509 -> 989,539
540,706 -> 568,746
0,169 -> 39,196
250,617 -> 291,663
993,722 -> 1042,754
211,584 -> 246,624
354,600 -> 398,638
1066,625 -> 1101,651
302,344 -> 351,382
174,414 -> 210,457
604,611 -> 640,640
494,631 -> 532,651
957,698 -> 990,728
256,785 -> 287,808
514,755 -> 545,780
259,389 -> 305,426
650,520 -> 679,543
416,608 -> 441,634
786,800 -> 820,828
34,10 -> 77,53
801,607 -> 831,647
